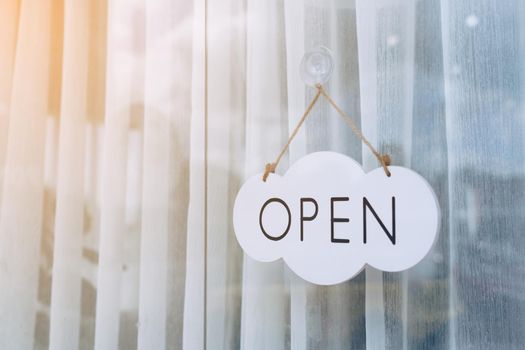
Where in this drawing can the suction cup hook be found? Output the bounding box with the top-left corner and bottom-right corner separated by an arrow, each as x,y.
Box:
300,46 -> 334,87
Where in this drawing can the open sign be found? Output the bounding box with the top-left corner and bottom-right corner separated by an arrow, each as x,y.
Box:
233,152 -> 440,285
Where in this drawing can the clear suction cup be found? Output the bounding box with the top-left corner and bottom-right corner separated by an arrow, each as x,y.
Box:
300,46 -> 334,86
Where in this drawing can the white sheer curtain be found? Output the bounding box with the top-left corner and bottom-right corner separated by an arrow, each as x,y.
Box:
0,0 -> 524,349
0,0 -> 53,348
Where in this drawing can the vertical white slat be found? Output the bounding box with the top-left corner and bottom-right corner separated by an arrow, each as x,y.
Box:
0,0 -> 52,349
139,0 -> 193,347
283,1 -> 308,349
328,2 -> 342,151
81,13 -> 108,346
48,0 -> 90,348
355,1 -> 387,350
407,0 -> 449,347
207,0 -> 232,344
182,0 -> 206,348
438,0 -> 456,346
163,5 -> 193,347
44,118 -> 59,188
80,123 -> 103,349
399,3 -> 415,348
401,1 -> 415,167
205,0 -> 246,347
240,0 -> 288,349
120,129 -> 143,349
284,0 -> 307,161
0,0 -> 20,206
138,2 -> 170,347
94,0 -> 136,348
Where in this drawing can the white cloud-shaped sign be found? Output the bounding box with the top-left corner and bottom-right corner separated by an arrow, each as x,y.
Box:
233,152 -> 440,285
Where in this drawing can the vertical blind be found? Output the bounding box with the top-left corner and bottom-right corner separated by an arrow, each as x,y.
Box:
0,0 -> 524,349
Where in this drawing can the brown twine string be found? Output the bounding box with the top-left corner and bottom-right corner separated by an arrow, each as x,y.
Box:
262,84 -> 391,181
262,87 -> 322,181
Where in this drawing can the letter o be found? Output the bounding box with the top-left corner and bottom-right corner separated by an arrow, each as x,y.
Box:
259,198 -> 291,241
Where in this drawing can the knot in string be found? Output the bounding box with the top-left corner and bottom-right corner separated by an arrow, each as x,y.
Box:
263,163 -> 276,182
381,154 -> 391,177
262,84 -> 391,181
382,154 -> 391,166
